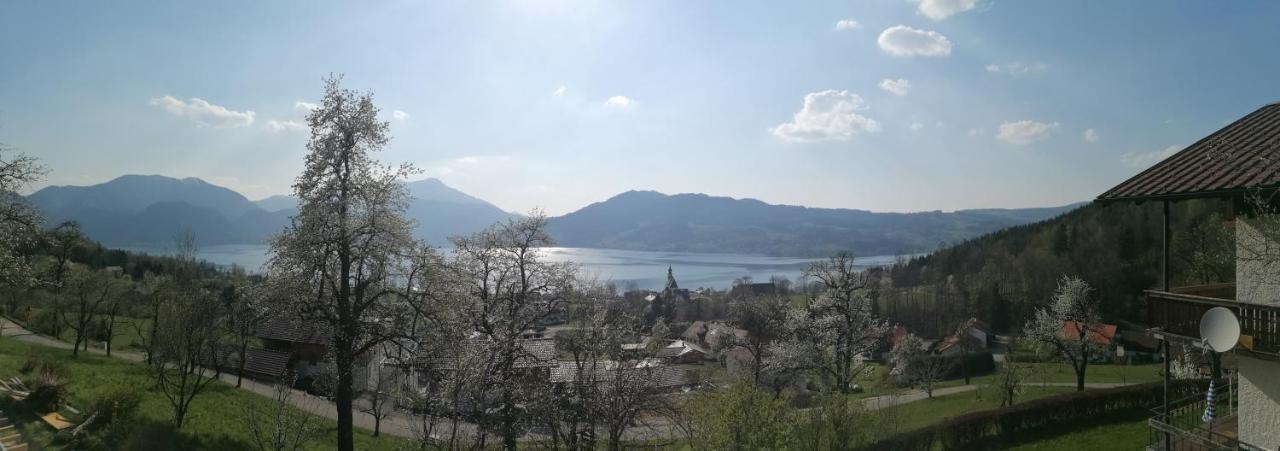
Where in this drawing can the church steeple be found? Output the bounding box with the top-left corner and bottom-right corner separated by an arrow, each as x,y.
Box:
665,266 -> 678,291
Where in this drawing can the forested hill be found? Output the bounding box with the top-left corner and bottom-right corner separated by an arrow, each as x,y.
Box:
879,198 -> 1234,337
546,190 -> 1084,257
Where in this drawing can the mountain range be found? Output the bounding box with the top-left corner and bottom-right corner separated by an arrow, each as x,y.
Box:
26,175 -> 517,248
545,191 -> 1082,256
24,175 -> 1082,257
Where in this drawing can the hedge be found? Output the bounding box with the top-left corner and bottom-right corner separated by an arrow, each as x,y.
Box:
856,379 -> 1212,451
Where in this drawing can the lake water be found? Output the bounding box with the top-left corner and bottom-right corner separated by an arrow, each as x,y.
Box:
117,244 -> 900,290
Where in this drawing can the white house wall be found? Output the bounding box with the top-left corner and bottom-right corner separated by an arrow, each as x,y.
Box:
1234,216 -> 1280,448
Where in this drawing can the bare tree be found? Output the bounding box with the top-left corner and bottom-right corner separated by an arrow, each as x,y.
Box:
796,253 -> 888,394
1024,275 -> 1104,391
132,272 -> 173,366
99,270 -> 132,357
59,265 -> 124,356
267,75 -> 425,451
228,280 -> 269,388
890,333 -> 947,398
995,338 -> 1026,407
153,285 -> 227,428
360,357 -> 398,437
242,374 -> 321,451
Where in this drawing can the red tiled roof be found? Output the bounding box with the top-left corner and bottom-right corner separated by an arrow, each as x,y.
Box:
1060,321 -> 1117,346
1097,103 -> 1280,202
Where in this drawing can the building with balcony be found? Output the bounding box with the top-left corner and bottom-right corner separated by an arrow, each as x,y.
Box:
1098,102 -> 1280,450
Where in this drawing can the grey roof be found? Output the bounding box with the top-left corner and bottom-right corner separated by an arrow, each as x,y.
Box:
257,319 -> 330,345
242,348 -> 291,379
1098,103 -> 1280,202
550,361 -> 689,388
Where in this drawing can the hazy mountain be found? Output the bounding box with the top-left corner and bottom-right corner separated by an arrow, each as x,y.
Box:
402,178 -> 520,245
545,190 -> 1084,257
25,175 -> 518,247
30,175 -> 259,220
254,195 -> 297,212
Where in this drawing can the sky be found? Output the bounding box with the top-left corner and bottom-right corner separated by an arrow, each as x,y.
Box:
3,0 -> 1280,215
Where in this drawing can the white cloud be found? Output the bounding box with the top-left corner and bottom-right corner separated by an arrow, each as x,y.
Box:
1084,128 -> 1100,144
986,62 -> 1048,76
877,25 -> 952,57
604,96 -> 632,109
996,120 -> 1059,145
878,78 -> 911,96
293,101 -> 318,112
771,90 -> 881,143
552,85 -> 567,97
968,128 -> 984,137
916,0 -> 978,20
392,110 -> 409,121
265,120 -> 307,133
910,122 -> 924,131
835,19 -> 860,30
1122,145 -> 1182,168
148,95 -> 255,128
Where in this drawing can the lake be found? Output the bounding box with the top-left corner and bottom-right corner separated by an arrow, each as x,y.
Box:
117,244 -> 900,290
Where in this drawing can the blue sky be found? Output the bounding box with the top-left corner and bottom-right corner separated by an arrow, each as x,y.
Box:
3,0 -> 1280,215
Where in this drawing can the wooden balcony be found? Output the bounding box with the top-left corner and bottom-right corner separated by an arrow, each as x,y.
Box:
1147,285 -> 1280,358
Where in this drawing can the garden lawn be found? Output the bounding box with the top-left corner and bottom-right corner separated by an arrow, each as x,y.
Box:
871,385 -> 1074,437
935,361 -> 1162,390
996,410 -> 1149,450
0,336 -> 413,450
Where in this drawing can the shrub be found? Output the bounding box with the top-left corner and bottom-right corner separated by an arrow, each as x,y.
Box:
686,383 -> 796,450
27,309 -> 59,336
856,379 -> 1213,450
91,385 -> 142,430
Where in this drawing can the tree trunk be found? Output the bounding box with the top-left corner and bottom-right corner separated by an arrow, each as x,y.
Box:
236,340 -> 248,388
1076,360 -> 1087,391
336,353 -> 355,451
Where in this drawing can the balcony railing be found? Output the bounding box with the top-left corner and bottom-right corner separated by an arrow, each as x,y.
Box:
1147,380 -> 1252,451
1146,286 -> 1280,357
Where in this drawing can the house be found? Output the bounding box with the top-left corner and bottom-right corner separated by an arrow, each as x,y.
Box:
1058,321 -> 1116,346
723,346 -> 755,377
877,324 -> 911,360
550,360 -> 694,393
1097,102 -> 1280,449
655,340 -> 708,364
680,320 -> 745,350
935,318 -> 992,356
256,319 -> 339,384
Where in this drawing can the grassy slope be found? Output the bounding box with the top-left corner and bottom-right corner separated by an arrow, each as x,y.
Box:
0,337 -> 412,451
873,386 -> 1073,436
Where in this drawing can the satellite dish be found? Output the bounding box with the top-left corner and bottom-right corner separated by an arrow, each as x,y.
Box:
1200,307 -> 1241,353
